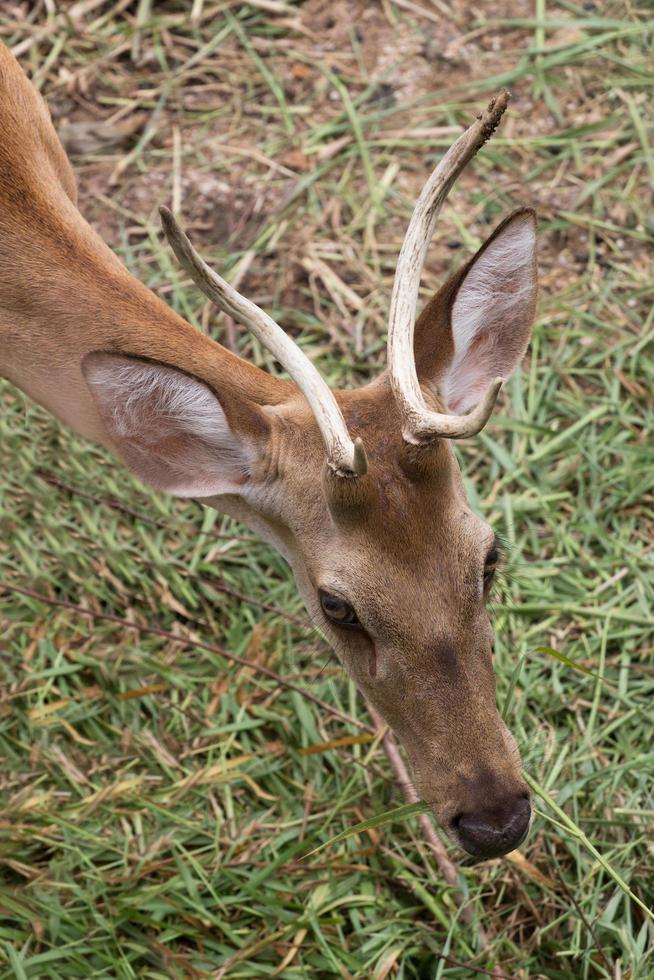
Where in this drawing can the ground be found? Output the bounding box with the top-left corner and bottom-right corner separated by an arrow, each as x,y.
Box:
0,1 -> 653,978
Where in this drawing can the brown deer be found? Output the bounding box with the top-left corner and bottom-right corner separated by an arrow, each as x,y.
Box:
0,42 -> 538,859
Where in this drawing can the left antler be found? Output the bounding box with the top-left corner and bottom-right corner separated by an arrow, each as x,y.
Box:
160,206 -> 367,477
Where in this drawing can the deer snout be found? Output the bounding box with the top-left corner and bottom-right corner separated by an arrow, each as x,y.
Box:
452,791 -> 531,859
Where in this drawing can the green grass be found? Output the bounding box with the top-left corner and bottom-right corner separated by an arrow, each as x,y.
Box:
1,2 -> 653,977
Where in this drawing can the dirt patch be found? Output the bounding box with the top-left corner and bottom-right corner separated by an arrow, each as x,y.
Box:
4,1 -> 648,346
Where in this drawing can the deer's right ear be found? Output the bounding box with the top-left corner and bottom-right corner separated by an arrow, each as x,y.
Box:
82,353 -> 268,498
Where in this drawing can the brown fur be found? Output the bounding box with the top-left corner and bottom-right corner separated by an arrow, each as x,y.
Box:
0,42 -> 536,847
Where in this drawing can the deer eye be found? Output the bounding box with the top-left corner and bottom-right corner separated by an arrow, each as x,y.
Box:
318,589 -> 361,629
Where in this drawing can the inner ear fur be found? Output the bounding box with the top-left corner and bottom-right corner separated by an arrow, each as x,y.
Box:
412,208 -> 538,388
83,352 -> 273,498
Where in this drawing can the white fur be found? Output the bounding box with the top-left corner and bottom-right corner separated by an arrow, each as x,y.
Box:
443,214 -> 537,414
84,355 -> 254,497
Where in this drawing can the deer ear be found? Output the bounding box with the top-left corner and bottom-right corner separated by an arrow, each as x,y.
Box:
82,353 -> 267,498
414,209 -> 538,414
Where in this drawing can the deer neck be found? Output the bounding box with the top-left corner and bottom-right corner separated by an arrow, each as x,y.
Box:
0,186 -> 291,444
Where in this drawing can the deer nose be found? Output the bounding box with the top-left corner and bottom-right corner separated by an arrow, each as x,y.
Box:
453,794 -> 531,858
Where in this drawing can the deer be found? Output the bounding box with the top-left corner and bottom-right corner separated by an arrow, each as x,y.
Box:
0,41 -> 538,860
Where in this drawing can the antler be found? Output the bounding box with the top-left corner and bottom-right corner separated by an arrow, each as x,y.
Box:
387,92 -> 510,444
160,207 -> 367,477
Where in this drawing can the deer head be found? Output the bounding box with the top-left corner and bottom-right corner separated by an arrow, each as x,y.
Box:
84,95 -> 537,858
0,39 -> 536,859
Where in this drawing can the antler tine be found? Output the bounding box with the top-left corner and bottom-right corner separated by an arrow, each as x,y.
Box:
160,207 -> 367,477
387,92 -> 510,444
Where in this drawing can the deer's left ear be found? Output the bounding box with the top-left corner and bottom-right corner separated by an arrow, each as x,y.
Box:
82,353 -> 269,498
414,209 -> 538,414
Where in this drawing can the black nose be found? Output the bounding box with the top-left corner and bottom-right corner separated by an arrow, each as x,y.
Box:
453,794 -> 531,858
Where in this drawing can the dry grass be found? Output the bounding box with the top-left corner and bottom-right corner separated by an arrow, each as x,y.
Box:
0,1 -> 653,977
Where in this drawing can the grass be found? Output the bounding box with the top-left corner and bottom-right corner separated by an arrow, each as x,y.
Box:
1,1 -> 653,977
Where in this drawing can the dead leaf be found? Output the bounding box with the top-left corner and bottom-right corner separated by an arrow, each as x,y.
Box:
116,683 -> 167,701
57,116 -> 143,155
280,149 -> 312,172
291,62 -> 313,80
505,849 -> 557,889
299,733 -> 375,755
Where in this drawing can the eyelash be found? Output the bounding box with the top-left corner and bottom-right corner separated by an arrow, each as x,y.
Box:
483,548 -> 500,591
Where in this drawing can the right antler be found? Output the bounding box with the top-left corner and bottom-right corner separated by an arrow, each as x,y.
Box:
387,92 -> 510,445
160,207 -> 367,478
